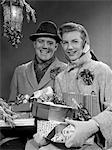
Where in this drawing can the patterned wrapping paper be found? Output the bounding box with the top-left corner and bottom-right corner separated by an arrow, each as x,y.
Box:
33,120 -> 61,143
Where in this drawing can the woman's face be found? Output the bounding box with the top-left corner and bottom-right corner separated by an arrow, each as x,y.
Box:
61,31 -> 83,63
34,37 -> 58,61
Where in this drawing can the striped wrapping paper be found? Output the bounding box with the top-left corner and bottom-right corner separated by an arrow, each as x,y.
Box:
63,93 -> 101,116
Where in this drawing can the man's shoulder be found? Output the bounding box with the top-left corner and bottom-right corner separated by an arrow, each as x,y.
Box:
54,58 -> 67,68
15,60 -> 33,72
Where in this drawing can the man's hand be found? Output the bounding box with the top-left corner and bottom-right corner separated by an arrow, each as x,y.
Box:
65,118 -> 99,148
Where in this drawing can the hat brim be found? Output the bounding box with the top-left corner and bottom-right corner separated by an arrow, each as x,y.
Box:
29,33 -> 61,43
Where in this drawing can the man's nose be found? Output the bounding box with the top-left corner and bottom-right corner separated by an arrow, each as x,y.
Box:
42,42 -> 48,48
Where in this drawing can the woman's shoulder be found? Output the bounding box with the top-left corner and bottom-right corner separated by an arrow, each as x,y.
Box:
92,60 -> 111,71
91,60 -> 112,77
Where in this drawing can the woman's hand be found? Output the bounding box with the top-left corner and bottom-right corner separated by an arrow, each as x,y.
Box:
65,118 -> 99,148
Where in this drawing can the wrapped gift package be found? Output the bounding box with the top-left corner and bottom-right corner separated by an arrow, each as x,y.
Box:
0,118 -> 35,127
31,94 -> 99,145
33,120 -> 61,143
34,120 -> 94,146
63,92 -> 101,116
0,118 -> 36,138
32,101 -> 73,121
11,102 -> 32,112
0,99 -> 36,140
11,103 -> 33,123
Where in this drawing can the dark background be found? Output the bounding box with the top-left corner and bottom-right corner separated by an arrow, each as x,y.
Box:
0,0 -> 112,100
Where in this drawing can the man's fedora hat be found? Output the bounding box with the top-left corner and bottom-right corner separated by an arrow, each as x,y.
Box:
29,21 -> 61,43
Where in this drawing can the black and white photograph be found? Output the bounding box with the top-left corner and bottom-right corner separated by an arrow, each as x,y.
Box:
0,0 -> 112,150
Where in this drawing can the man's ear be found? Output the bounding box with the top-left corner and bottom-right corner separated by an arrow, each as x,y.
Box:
33,41 -> 36,48
54,43 -> 58,51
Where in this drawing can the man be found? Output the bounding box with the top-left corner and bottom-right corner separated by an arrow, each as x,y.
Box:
9,21 -> 67,102
6,21 -> 67,150
37,22 -> 112,150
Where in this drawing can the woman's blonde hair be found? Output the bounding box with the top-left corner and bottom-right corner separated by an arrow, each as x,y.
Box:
58,22 -> 90,46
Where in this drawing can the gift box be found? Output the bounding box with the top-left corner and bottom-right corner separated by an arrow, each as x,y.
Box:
0,118 -> 35,127
11,102 -> 32,112
33,120 -> 60,143
32,101 -> 73,121
0,118 -> 36,138
63,92 -> 101,116
0,99 -> 36,140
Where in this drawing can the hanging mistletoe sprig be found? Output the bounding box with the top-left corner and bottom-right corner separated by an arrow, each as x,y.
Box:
3,22 -> 23,47
78,69 -> 95,85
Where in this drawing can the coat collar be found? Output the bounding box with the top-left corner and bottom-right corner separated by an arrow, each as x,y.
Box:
67,51 -> 92,72
25,58 -> 60,91
25,61 -> 38,91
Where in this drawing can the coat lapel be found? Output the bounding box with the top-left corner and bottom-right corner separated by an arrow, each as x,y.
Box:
38,58 -> 59,90
25,61 -> 39,90
25,58 -> 63,91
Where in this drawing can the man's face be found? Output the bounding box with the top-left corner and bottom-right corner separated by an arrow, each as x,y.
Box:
61,31 -> 83,63
34,37 -> 58,61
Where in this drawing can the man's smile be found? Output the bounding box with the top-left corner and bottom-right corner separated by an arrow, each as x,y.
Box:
40,49 -> 51,54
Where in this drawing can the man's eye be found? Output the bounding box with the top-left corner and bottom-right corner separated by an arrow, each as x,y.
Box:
37,39 -> 44,43
48,41 -> 53,45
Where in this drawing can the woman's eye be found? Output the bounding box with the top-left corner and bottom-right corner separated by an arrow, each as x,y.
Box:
72,40 -> 78,43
